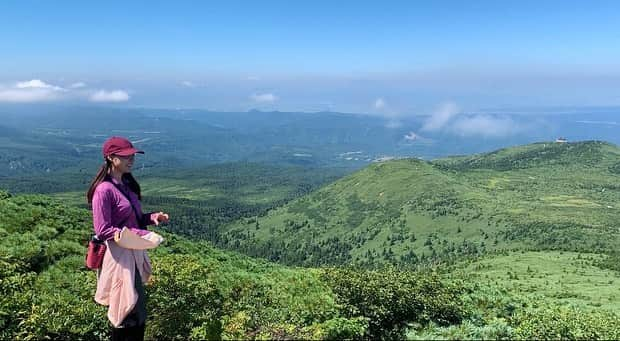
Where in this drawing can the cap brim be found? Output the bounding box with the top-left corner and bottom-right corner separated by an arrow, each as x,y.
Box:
115,148 -> 144,156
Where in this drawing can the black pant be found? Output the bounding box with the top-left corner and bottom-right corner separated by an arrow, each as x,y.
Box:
110,324 -> 145,341
111,267 -> 147,341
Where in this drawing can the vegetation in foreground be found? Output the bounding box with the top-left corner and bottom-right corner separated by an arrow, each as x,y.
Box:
0,191 -> 466,340
2,190 -> 620,340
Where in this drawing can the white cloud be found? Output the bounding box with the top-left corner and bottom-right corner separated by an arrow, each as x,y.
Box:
403,131 -> 434,143
89,90 -> 130,102
404,132 -> 419,141
0,79 -> 66,102
0,80 -> 133,104
421,102 -> 459,132
250,93 -> 278,103
181,81 -> 195,87
449,115 -> 521,137
374,97 -> 386,109
69,82 -> 86,88
0,89 -> 59,102
420,102 -> 521,137
372,97 -> 401,128
16,79 -> 63,90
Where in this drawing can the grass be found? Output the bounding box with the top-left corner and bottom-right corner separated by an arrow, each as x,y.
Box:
540,195 -> 601,208
449,251 -> 620,311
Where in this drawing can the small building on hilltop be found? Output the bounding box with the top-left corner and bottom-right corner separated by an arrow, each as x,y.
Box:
555,137 -> 568,143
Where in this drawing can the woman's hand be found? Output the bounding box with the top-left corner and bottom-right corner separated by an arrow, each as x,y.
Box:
152,212 -> 170,225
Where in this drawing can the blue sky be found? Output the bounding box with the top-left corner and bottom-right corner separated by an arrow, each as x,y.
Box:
1,0 -> 619,113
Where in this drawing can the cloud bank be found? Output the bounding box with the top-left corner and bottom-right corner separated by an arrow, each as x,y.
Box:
0,79 -> 66,102
449,115 -> 520,137
0,79 -> 130,103
421,102 -> 459,132
420,102 -> 522,138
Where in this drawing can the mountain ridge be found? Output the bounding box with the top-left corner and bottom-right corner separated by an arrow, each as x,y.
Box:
219,140 -> 620,267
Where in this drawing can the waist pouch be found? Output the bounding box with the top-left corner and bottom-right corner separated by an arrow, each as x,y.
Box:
85,237 -> 106,270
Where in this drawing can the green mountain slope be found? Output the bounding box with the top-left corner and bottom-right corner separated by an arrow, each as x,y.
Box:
0,191 -> 465,340
220,141 -> 620,266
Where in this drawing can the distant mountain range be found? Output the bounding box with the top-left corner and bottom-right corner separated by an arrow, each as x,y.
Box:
0,105 -> 618,176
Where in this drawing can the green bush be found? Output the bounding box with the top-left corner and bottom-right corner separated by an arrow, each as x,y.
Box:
314,317 -> 368,340
511,306 -> 620,339
0,233 -> 47,271
320,267 -> 468,339
0,258 -> 37,339
147,254 -> 223,340
16,256 -> 106,340
410,319 -> 515,340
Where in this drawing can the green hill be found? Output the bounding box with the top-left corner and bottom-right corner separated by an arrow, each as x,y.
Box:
0,190 -> 467,340
220,141 -> 620,266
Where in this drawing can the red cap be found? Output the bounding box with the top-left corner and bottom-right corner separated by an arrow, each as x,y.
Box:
102,136 -> 144,157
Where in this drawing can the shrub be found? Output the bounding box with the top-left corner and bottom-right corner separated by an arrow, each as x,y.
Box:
511,306 -> 620,339
320,267 -> 468,339
147,254 -> 223,340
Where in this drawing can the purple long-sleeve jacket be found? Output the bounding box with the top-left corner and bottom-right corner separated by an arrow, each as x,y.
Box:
92,177 -> 156,241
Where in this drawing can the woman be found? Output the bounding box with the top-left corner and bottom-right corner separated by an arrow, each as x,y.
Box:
86,136 -> 169,341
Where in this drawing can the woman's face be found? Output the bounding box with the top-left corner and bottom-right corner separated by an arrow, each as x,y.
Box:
109,154 -> 135,174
